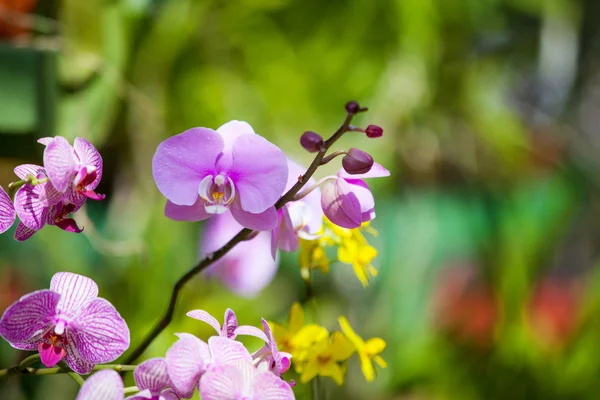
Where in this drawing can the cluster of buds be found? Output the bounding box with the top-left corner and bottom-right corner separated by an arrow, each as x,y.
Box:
0,137 -> 105,241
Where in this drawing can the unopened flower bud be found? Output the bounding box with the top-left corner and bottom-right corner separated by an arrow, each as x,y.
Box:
345,101 -> 360,114
300,131 -> 323,153
342,148 -> 374,175
365,124 -> 383,138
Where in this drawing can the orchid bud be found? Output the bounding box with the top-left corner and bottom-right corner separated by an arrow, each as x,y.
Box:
342,148 -> 374,175
345,101 -> 360,114
365,124 -> 383,138
300,131 -> 323,153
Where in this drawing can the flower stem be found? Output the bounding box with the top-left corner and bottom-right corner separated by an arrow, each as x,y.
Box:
123,103 -> 368,364
67,372 -> 85,386
18,354 -> 41,370
0,363 -> 137,378
123,386 -> 140,395
292,176 -> 336,202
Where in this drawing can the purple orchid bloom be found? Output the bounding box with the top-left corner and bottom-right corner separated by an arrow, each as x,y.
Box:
76,370 -> 124,400
153,121 -> 288,231
199,358 -> 295,400
201,212 -> 279,297
271,159 -> 323,258
251,319 -> 291,377
0,272 -> 130,374
321,162 -> 390,229
166,334 -> 252,398
0,185 -> 15,234
40,136 -> 105,202
126,358 -> 180,400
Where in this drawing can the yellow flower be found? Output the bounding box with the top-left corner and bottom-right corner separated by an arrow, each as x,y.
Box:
270,303 -> 328,373
299,238 -> 330,280
338,316 -> 387,382
337,235 -> 378,287
300,331 -> 355,385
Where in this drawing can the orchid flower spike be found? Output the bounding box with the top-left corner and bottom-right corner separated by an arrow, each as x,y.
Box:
321,163 -> 390,229
0,272 -> 130,373
153,121 -> 288,231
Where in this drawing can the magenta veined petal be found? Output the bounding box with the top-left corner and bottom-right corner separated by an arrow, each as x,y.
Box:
166,333 -> 210,399
254,370 -> 296,399
208,336 -> 253,366
164,199 -> 210,222
14,185 -> 50,231
222,309 -> 238,338
74,138 -> 103,190
14,164 -> 44,180
186,310 -> 222,335
14,222 -> 37,241
320,179 -> 362,229
76,370 -> 124,400
234,325 -> 269,343
44,136 -> 76,193
0,185 -> 15,234
152,128 -> 224,206
0,290 -> 60,350
230,134 -> 288,214
199,363 -> 247,400
50,272 -> 99,316
39,342 -> 67,367
134,358 -> 172,394
64,298 -> 130,373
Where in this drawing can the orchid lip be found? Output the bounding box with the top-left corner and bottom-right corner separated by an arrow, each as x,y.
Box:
198,175 -> 236,214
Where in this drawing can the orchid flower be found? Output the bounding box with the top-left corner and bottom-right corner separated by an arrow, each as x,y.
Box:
0,185 -> 15,234
76,370 -> 124,400
40,136 -> 105,202
321,163 -> 389,229
165,333 -> 252,398
152,121 -> 288,231
199,358 -> 295,400
201,213 -> 279,297
271,159 -> 323,258
127,358 -> 180,400
251,319 -> 292,377
0,272 -> 130,374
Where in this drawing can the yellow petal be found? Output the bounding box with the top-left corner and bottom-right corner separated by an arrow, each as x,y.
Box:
352,262 -> 369,287
364,337 -> 386,356
374,355 -> 387,368
359,352 -> 375,382
289,302 -> 305,333
320,361 -> 346,385
330,331 -> 356,361
338,316 -> 365,349
291,325 -> 329,349
300,359 -> 320,384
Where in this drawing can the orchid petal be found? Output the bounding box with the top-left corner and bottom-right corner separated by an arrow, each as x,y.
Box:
55,218 -> 84,233
230,202 -> 278,231
125,389 -> 153,400
37,137 -> 53,146
208,336 -> 253,366
134,358 -> 172,393
186,310 -> 221,335
14,164 -> 44,180
0,290 -> 59,350
74,138 -> 103,190
44,136 -> 76,193
345,178 -> 375,222
14,222 -> 37,242
337,162 -> 390,179
65,298 -> 130,371
276,206 -> 298,252
234,325 -> 269,343
14,185 -> 51,230
217,120 -> 256,153
164,199 -> 210,222
321,179 -> 361,229
50,272 -> 99,316
166,333 -> 210,399
199,364 -> 244,400
39,342 -> 67,367
222,309 -> 238,338
152,128 -> 223,206
76,370 -> 124,400
230,134 -> 287,214
254,370 -> 295,399
0,186 -> 15,234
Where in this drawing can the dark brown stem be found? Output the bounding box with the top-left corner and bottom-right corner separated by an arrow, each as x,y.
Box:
123,106 -> 366,364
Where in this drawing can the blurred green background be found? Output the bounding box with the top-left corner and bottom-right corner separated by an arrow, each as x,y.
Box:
2,0 -> 600,398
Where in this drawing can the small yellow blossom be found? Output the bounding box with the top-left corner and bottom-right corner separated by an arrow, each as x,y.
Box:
300,331 -> 355,385
338,316 -> 387,382
299,238 -> 331,280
